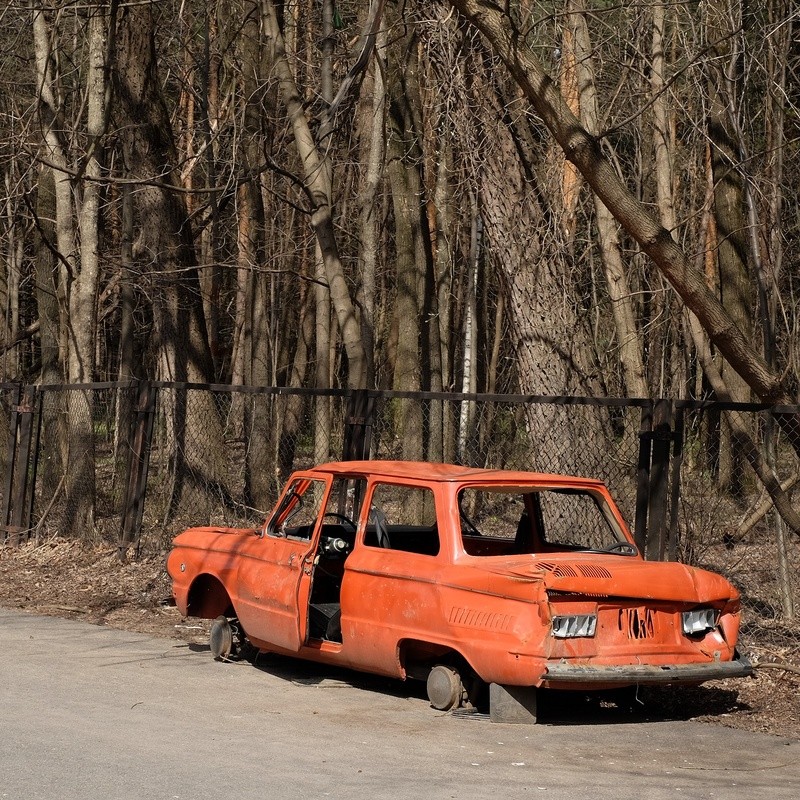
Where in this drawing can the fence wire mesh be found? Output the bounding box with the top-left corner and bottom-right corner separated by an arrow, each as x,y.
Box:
1,382 -> 798,656
368,397 -> 640,523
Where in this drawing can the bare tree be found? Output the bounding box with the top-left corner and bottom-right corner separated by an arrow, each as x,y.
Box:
705,0 -> 754,493
445,0 -> 799,427
568,0 -> 647,400
260,0 -> 381,391
32,3 -> 117,533
113,2 -> 234,518
385,0 -> 429,461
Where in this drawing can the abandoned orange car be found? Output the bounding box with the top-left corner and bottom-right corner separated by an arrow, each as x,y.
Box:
167,461 -> 752,722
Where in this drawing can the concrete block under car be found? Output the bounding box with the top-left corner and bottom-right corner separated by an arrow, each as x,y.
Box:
490,682 -> 538,724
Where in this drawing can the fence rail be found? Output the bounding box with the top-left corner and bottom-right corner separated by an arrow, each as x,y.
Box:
1,380 -> 798,652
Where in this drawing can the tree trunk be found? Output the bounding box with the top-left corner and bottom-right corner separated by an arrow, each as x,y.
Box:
33,167 -> 62,386
431,131 -> 455,463
569,0 -> 647,399
1,169 -> 22,379
706,0 -> 753,494
261,0 -> 370,390
356,27 -> 386,390
63,4 -> 112,533
386,3 -> 428,461
32,166 -> 63,508
313,0 -> 335,464
461,43 -> 604,474
458,194 -> 480,462
34,6 -> 95,535
276,283 -> 314,487
232,0 -> 277,507
648,2 -> 683,402
199,6 -> 223,380
650,2 -> 676,236
114,3 -> 233,518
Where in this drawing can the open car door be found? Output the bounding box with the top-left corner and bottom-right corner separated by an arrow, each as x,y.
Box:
234,474 -> 330,652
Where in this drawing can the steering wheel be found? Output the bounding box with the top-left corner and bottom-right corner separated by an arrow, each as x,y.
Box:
322,511 -> 357,532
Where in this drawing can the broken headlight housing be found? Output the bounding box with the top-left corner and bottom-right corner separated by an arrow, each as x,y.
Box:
551,613 -> 597,638
681,607 -> 719,636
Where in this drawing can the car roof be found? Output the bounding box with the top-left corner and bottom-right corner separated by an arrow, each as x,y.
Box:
309,460 -> 606,488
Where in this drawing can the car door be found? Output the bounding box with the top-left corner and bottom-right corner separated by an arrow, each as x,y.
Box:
235,475 -> 330,652
339,480 -> 444,676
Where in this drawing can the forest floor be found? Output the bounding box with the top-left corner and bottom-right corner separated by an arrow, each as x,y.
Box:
1,538 -> 798,740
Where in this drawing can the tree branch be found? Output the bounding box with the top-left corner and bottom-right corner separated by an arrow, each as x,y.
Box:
319,0 -> 387,135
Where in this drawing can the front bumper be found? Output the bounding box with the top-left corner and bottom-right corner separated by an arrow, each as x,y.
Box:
544,655 -> 753,685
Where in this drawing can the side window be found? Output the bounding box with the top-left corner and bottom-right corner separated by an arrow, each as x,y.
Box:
323,476 -> 367,528
458,489 -> 533,556
364,484 -> 439,556
266,478 -> 327,540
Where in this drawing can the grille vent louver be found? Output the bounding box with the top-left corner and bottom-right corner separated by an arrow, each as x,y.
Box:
538,562 -> 613,579
576,564 -> 613,579
538,562 -> 578,578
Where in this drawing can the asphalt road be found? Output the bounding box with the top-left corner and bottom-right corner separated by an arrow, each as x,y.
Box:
1,608 -> 798,800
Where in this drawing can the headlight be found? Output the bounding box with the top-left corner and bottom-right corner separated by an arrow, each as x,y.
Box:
551,614 -> 597,638
682,608 -> 719,636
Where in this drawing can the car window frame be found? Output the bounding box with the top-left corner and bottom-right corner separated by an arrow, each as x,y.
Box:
263,474 -> 331,540
455,483 -> 632,557
360,479 -> 442,558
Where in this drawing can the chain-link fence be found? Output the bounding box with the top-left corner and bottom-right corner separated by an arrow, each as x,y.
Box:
367,395 -> 641,523
1,381 -> 798,655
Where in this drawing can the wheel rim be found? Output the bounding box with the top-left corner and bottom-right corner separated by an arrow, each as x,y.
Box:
209,616 -> 233,660
427,665 -> 463,710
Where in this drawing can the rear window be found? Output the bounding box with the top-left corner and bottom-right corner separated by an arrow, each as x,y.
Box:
458,486 -> 625,555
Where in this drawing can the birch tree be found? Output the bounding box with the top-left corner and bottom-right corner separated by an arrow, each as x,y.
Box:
32,3 -> 117,533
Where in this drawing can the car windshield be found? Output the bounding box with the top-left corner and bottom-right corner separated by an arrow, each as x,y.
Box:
458,486 -> 631,556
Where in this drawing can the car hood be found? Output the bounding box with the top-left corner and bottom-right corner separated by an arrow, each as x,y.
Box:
486,556 -> 738,604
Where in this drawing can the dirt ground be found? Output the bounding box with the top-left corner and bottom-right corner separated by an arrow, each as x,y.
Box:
1,538 -> 798,739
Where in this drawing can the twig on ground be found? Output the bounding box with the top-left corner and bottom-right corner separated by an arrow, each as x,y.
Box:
754,661 -> 800,676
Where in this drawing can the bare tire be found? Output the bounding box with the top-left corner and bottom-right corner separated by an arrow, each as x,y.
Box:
426,665 -> 464,710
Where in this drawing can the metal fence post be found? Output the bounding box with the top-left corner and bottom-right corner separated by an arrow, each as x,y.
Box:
1,385 -> 38,546
646,399 -> 674,561
634,403 -> 653,554
635,399 -> 675,561
667,407 -> 685,561
342,389 -> 374,461
119,381 -> 157,558
1,384 -> 22,544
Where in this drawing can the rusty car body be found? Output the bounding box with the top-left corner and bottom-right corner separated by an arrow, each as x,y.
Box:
167,461 -> 752,721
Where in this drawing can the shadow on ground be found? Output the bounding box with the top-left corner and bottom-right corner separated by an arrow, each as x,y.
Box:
182,641 -> 748,726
